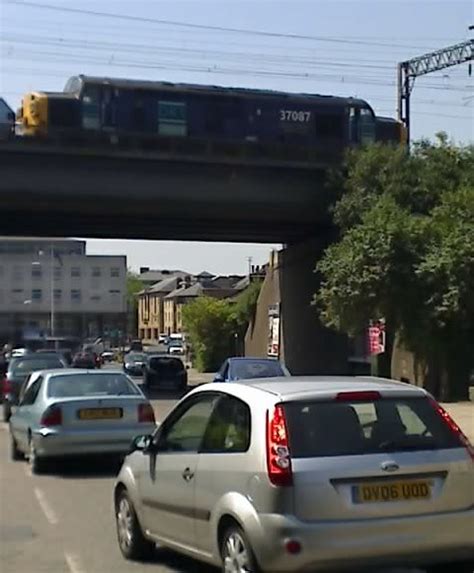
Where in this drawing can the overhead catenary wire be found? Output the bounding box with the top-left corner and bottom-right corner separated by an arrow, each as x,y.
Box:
6,0 -> 445,51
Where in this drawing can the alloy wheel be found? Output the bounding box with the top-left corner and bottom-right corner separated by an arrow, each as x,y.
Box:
223,531 -> 252,573
117,496 -> 133,552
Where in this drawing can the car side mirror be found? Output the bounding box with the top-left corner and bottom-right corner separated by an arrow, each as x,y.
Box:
213,373 -> 224,383
129,434 -> 154,454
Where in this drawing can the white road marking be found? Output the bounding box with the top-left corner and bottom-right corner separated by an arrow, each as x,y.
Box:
34,487 -> 59,525
64,552 -> 86,573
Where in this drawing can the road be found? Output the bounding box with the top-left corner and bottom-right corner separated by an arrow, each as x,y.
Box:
1,366 -> 472,573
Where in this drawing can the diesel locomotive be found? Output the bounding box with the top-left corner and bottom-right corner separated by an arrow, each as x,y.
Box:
16,75 -> 406,162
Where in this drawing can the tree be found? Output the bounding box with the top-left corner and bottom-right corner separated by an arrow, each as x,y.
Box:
126,271 -> 143,338
315,136 -> 474,399
182,297 -> 236,372
182,281 -> 263,372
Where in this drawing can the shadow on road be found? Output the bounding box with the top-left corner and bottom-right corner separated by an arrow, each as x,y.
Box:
146,547 -> 217,572
142,387 -> 189,401
47,456 -> 123,479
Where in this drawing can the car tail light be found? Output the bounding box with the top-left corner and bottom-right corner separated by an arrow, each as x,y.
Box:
41,405 -> 62,427
429,398 -> 474,462
266,405 -> 293,487
1,377 -> 13,395
138,403 -> 155,424
336,391 -> 381,401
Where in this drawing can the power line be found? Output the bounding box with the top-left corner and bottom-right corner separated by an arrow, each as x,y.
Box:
6,0 -> 441,51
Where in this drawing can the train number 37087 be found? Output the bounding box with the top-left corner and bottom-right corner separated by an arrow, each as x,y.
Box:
279,110 -> 311,122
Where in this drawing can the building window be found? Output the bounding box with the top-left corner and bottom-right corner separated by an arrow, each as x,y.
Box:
91,295 -> 101,302
54,267 -> 62,280
111,267 -> 120,277
12,266 -> 24,281
32,289 -> 42,301
71,267 -> 81,278
109,289 -> 121,295
31,266 -> 42,279
71,289 -> 81,302
92,267 -> 101,277
53,289 -> 62,301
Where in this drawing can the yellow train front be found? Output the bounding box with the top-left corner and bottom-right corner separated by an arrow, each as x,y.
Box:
17,91 -> 81,138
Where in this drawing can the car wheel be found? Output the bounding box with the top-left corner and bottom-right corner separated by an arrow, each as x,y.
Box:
29,439 -> 47,474
2,402 -> 11,422
10,433 -> 24,461
221,525 -> 260,573
116,489 -> 154,561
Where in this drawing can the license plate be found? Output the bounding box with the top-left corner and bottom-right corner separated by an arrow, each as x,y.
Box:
354,479 -> 432,503
78,408 -> 122,420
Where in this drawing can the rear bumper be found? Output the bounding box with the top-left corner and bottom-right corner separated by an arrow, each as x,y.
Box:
252,509 -> 474,571
32,424 -> 156,458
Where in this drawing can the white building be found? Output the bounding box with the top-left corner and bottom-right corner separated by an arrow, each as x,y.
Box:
0,238 -> 127,345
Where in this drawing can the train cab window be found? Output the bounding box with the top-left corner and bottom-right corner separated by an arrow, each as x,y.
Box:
64,77 -> 81,95
81,85 -> 101,130
158,101 -> 187,136
350,106 -> 375,145
359,108 -> 375,145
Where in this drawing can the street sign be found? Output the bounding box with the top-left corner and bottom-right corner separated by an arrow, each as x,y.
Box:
368,321 -> 385,355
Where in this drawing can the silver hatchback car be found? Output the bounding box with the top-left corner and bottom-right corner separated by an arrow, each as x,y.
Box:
113,376 -> 474,572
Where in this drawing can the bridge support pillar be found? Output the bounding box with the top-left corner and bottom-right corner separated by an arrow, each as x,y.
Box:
245,236 -> 350,375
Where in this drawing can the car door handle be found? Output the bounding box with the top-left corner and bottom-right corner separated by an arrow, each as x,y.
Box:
182,467 -> 194,482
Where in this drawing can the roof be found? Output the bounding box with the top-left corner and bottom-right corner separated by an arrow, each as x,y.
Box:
145,275 -> 189,295
40,368 -> 127,377
165,282 -> 201,299
72,75 -> 371,108
196,376 -> 427,402
137,269 -> 186,283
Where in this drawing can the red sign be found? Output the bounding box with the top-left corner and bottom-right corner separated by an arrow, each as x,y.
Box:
368,322 -> 385,355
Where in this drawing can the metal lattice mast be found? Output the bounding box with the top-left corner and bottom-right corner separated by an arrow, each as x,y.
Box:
398,39 -> 473,141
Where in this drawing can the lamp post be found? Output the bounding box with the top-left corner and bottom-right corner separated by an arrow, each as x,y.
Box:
32,245 -> 55,339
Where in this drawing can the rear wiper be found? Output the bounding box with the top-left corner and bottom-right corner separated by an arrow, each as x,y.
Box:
377,440 -> 439,452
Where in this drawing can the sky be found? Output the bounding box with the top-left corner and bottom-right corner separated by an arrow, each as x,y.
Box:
1,0 -> 472,274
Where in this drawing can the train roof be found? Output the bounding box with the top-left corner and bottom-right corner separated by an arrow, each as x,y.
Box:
65,74 -> 372,108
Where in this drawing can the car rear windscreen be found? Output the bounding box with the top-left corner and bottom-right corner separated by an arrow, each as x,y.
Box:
126,353 -> 146,362
233,360 -> 284,379
11,358 -> 63,375
283,397 -> 462,458
48,373 -> 140,398
149,357 -> 184,373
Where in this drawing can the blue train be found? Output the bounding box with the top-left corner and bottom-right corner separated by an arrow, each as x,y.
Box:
18,75 -> 405,162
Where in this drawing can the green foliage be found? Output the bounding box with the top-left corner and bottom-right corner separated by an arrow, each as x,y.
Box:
182,296 -> 236,372
182,281 -> 262,372
232,279 -> 263,335
315,135 -> 474,399
126,271 -> 143,306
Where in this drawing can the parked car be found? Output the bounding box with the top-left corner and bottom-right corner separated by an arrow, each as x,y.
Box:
158,334 -> 168,345
123,352 -> 147,376
72,351 -> 97,369
1,355 -> 65,422
9,369 -> 156,474
213,356 -> 290,382
113,376 -> 474,573
143,355 -> 187,391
